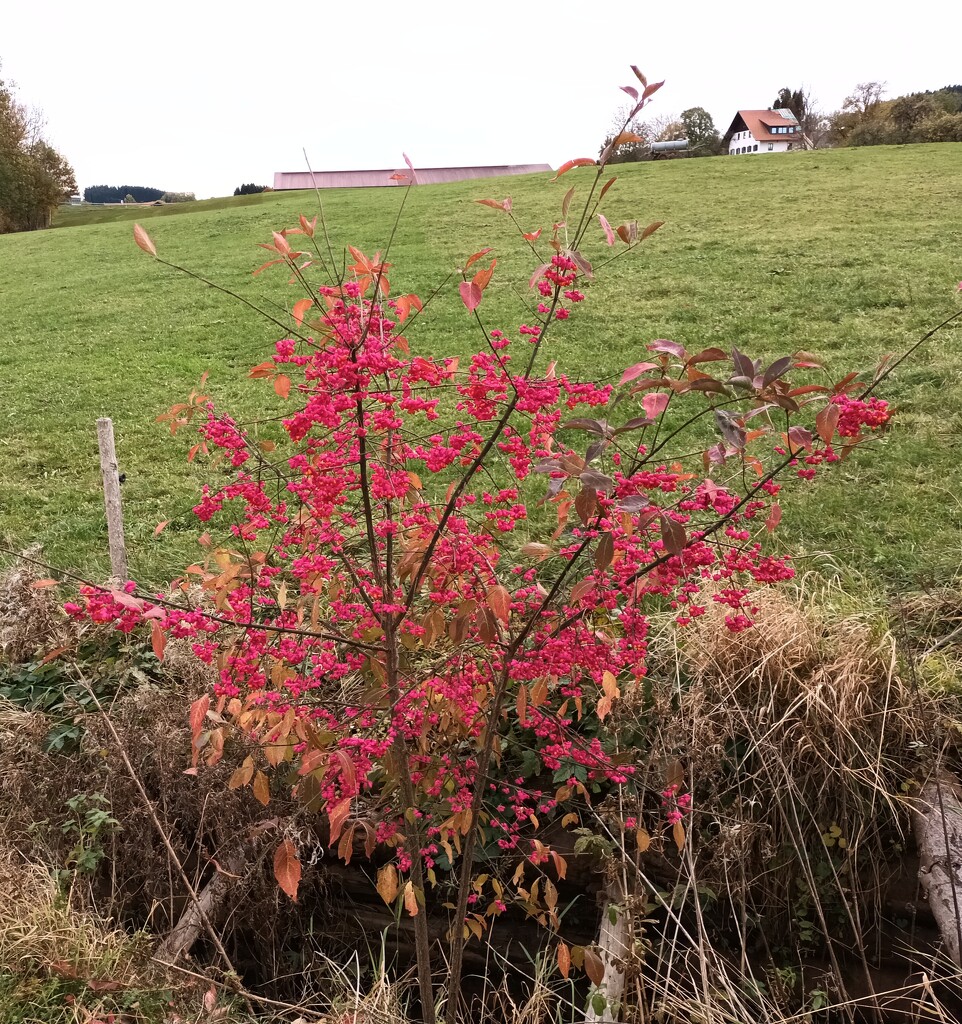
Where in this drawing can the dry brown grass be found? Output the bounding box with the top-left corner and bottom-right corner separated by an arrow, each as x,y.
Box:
606,581 -> 962,1021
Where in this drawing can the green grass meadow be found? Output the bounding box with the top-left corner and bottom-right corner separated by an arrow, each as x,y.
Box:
1,144 -> 961,589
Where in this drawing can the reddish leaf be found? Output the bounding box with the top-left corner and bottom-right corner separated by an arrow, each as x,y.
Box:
642,392 -> 670,419
642,80 -> 665,100
550,158 -> 595,181
686,347 -> 727,365
292,298 -> 313,326
620,85 -> 639,101
30,578 -> 58,589
459,281 -> 482,312
150,620 -> 166,661
403,152 -> 419,184
610,131 -> 645,147
816,403 -> 840,444
765,503 -> 782,532
274,374 -> 291,399
328,796 -> 352,842
249,360 -> 275,379
133,223 -> 157,257
523,228 -> 542,241
486,585 -> 511,625
793,350 -> 825,369
189,695 -> 210,740
529,262 -> 553,288
787,425 -> 813,452
599,176 -> 617,200
598,214 -> 615,246
641,220 -> 665,240
476,198 -> 510,211
153,519 -> 171,537
619,361 -> 659,386
465,247 -> 493,270
648,339 -> 687,358
472,260 -> 496,292
273,839 -> 302,902
631,65 -> 647,86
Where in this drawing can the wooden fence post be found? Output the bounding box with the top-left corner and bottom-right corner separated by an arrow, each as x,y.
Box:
97,417 -> 128,580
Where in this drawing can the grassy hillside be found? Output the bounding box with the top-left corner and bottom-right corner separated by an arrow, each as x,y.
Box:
2,144 -> 961,588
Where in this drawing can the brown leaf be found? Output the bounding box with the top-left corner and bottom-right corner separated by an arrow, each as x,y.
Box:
228,756 -> 254,790
133,223 -> 157,257
252,770 -> 270,806
273,839 -> 302,902
377,863 -> 399,905
557,940 -> 571,979
673,820 -> 686,851
521,542 -> 553,560
594,532 -> 614,571
636,827 -> 651,852
583,947 -> 606,985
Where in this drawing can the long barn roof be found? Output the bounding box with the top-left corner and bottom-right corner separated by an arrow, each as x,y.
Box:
273,165 -> 553,190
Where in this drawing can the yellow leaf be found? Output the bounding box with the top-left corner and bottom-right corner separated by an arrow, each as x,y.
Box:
636,827 -> 651,853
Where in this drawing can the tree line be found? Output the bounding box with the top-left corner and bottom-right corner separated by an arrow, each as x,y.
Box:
83,185 -> 196,204
0,73 -> 76,233
603,82 -> 962,161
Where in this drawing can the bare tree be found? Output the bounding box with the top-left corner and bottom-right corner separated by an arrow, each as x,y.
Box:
843,81 -> 886,117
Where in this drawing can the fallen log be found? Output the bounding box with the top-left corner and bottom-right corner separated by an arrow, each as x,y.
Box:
157,845 -> 249,962
911,769 -> 962,967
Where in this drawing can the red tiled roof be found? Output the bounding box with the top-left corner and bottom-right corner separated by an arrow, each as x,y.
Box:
726,109 -> 800,143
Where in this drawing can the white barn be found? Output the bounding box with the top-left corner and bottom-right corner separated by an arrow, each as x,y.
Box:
725,108 -> 802,155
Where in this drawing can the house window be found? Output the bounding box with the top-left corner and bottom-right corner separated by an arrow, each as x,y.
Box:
768,143 -> 773,150
753,144 -> 758,152
787,143 -> 792,150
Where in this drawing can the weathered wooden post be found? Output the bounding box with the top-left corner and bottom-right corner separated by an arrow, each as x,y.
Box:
96,417 -> 128,580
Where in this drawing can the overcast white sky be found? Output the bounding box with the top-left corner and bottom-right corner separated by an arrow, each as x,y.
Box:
3,0 -> 958,198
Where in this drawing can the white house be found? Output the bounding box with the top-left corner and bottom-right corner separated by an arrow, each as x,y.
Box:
724,108 -> 802,155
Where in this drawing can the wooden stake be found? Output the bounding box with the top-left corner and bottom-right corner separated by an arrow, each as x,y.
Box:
97,417 -> 128,579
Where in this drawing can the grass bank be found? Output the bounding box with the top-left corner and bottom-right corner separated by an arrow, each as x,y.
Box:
1,144 -> 960,586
